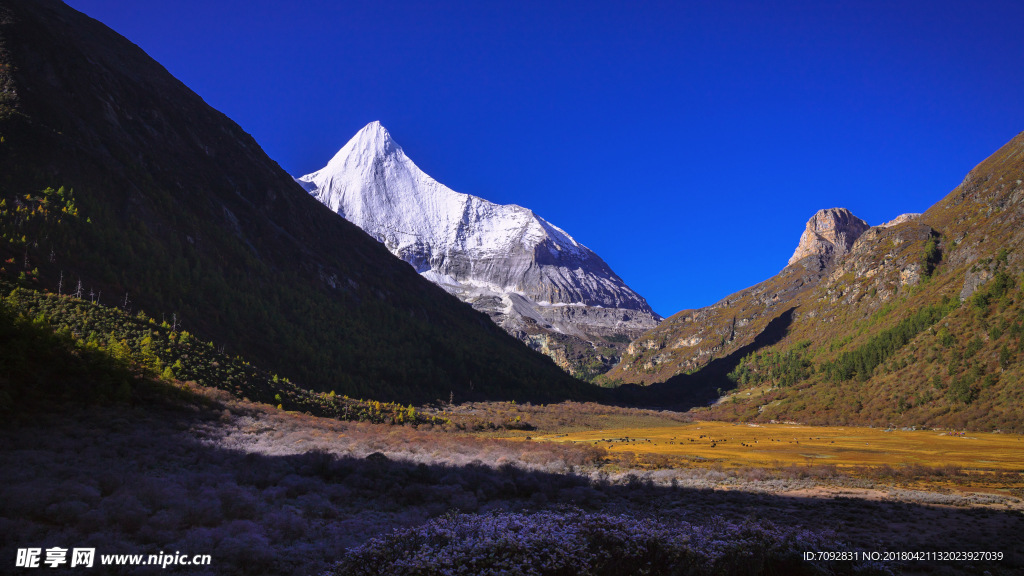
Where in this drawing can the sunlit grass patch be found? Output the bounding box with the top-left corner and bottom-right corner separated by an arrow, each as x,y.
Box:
520,420 -> 1024,477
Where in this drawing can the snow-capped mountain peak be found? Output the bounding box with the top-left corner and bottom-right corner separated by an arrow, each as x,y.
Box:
324,120 -> 400,168
297,122 -> 660,352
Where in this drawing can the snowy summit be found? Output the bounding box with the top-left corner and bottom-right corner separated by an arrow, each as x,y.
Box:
297,122 -> 660,346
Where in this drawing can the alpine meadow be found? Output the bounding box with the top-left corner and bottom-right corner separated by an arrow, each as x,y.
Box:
1,1 -> 1023,575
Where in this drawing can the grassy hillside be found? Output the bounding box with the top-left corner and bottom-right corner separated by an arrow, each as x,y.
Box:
601,255 -> 828,386
703,276 -> 1024,431
0,0 -> 596,404
0,281 -> 448,425
611,132 -> 1024,431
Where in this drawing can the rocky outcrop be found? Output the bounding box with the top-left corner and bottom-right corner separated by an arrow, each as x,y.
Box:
960,264 -> 994,302
788,208 -> 870,269
820,222 -> 934,306
878,213 -> 922,227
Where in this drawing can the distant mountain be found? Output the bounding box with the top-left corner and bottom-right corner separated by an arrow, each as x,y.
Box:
298,122 -> 661,378
610,131 -> 1024,431
0,0 -> 597,404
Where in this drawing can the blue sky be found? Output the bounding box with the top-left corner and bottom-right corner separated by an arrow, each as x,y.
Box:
69,0 -> 1024,318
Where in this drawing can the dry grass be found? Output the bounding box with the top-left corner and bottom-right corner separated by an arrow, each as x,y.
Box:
512,420 -> 1024,479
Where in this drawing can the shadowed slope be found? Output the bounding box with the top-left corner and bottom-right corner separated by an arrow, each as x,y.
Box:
613,308 -> 796,409
0,0 -> 596,403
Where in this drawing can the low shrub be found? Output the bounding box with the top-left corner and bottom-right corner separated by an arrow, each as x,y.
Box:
329,510 -> 893,576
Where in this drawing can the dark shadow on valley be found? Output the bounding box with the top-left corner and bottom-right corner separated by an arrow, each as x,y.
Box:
2,393 -> 1020,575
613,308 -> 796,410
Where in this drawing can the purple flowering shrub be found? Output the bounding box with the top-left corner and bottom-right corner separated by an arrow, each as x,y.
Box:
329,510 -> 894,576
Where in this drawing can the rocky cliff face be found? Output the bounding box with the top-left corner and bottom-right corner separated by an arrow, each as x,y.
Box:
297,122 -> 661,376
788,208 -> 871,269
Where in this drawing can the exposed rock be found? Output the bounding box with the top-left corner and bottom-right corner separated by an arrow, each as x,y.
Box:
788,208 -> 870,269
823,222 -> 934,305
524,334 -> 573,373
522,332 -> 626,379
673,335 -> 702,348
960,265 -> 993,302
878,213 -> 922,227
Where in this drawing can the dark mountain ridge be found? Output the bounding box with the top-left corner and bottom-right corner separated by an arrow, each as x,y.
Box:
0,0 -> 596,403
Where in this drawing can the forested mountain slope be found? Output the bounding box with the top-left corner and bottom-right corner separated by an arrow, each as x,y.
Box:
0,0 -> 595,404
613,131 -> 1024,431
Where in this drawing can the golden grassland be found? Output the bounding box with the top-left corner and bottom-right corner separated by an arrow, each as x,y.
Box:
514,421 -> 1024,472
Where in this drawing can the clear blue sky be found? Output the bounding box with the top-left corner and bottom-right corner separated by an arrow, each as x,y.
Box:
68,0 -> 1024,318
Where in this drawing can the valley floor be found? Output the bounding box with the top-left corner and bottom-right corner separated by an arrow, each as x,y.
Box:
3,390 -> 1023,575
